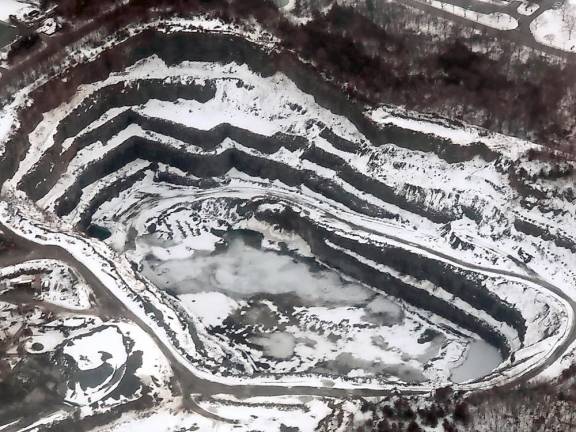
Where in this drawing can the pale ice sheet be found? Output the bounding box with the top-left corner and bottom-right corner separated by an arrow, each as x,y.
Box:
142,237 -> 461,382
451,339 -> 503,383
143,237 -> 373,306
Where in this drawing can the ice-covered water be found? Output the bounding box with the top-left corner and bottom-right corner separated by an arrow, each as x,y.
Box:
143,237 -> 386,308
451,340 -> 503,383
140,235 -> 465,382
250,332 -> 296,359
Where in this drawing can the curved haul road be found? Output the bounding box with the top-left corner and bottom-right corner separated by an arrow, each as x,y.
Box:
0,184 -> 574,404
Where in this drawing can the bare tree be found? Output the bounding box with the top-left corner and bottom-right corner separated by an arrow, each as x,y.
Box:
562,5 -> 576,41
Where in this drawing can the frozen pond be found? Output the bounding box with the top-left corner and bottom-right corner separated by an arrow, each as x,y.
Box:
140,234 -> 462,383
451,340 -> 503,383
143,235 -> 392,308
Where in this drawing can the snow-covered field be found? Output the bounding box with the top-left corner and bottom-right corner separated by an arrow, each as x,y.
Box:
531,0 -> 576,52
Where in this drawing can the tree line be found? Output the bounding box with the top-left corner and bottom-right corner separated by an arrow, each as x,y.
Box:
6,0 -> 576,157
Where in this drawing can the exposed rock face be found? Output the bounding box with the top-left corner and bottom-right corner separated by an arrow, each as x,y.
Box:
0,19 -> 574,392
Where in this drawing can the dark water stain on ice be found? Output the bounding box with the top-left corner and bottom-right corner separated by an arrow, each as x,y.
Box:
86,224 -> 112,240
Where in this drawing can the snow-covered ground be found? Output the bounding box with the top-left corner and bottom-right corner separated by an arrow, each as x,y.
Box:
0,13 -> 575,431
531,0 -> 576,52
60,322 -> 172,406
0,259 -> 93,309
1,44 -> 572,390
518,2 -> 540,16
0,0 -> 36,22
90,395 -> 340,432
0,310 -> 171,417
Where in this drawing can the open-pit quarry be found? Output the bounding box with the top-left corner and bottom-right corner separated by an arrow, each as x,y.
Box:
0,8 -> 575,432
